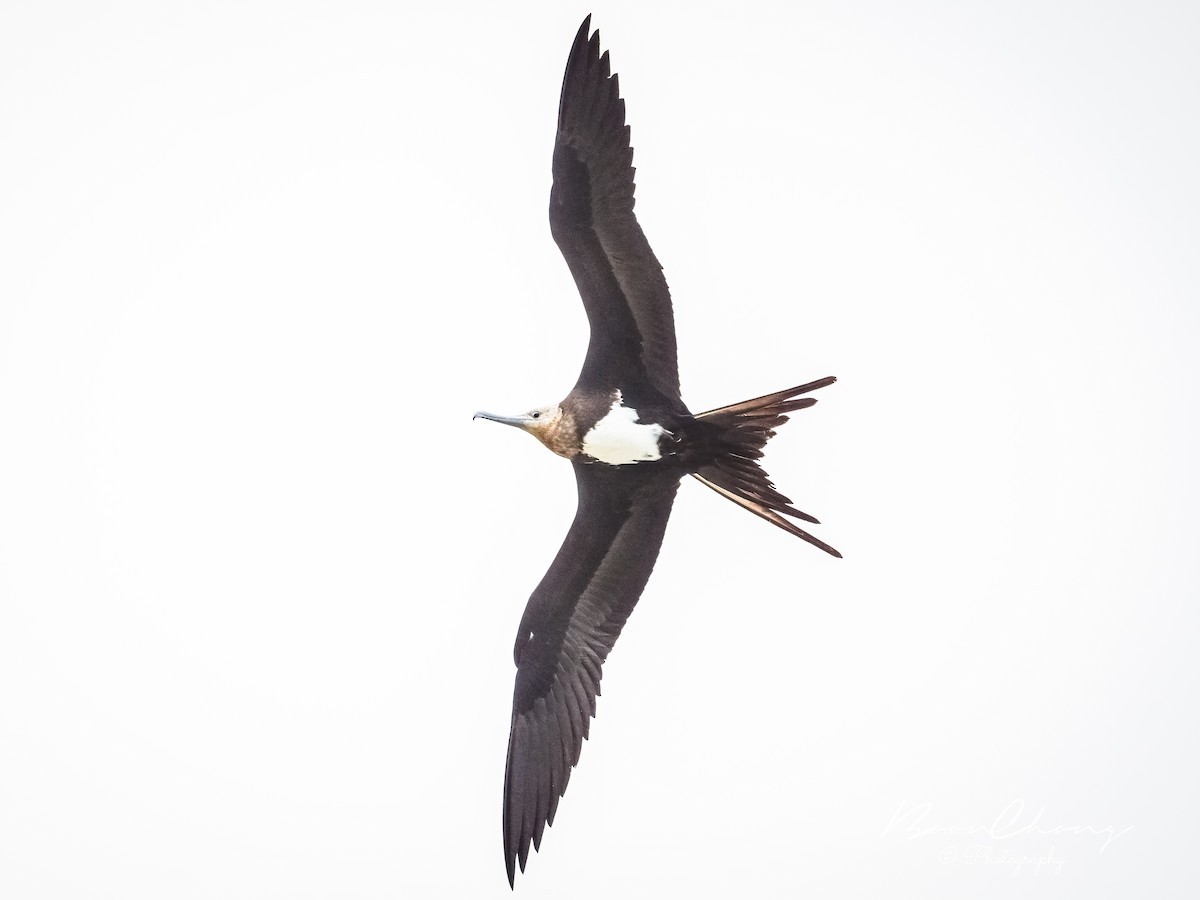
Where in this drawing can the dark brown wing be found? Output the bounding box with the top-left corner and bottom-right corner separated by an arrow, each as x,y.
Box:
550,16 -> 684,411
503,461 -> 680,884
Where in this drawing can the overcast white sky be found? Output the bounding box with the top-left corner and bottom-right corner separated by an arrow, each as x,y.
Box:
2,1 -> 1198,897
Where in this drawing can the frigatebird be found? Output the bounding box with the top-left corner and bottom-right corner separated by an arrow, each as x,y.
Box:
475,16 -> 840,885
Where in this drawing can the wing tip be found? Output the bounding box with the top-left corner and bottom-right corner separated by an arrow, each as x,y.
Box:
575,14 -> 592,44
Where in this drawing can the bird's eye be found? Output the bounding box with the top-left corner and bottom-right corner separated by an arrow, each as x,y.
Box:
531,411 -> 541,419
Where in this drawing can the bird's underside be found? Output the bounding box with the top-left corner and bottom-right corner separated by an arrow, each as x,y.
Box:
478,17 -> 840,886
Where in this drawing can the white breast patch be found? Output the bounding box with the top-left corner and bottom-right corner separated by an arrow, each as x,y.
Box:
581,395 -> 665,465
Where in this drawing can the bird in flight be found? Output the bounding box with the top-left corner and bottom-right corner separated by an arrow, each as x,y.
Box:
474,16 -> 840,886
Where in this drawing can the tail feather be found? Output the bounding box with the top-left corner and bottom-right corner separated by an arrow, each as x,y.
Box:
694,376 -> 836,420
691,377 -> 840,558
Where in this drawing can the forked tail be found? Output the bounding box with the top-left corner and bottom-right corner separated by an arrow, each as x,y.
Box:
692,376 -> 840,557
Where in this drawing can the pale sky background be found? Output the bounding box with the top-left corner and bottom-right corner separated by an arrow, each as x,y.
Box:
2,1 -> 1197,897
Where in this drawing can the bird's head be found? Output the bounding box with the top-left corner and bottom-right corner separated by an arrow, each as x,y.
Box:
473,405 -> 578,459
